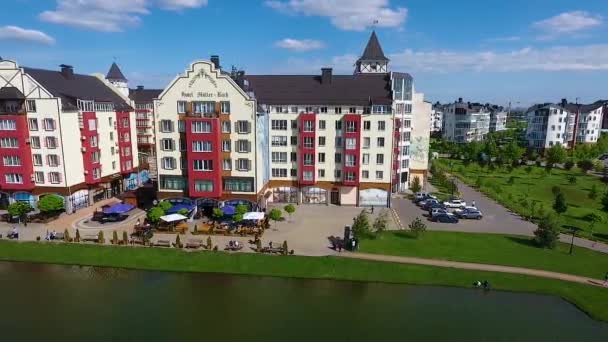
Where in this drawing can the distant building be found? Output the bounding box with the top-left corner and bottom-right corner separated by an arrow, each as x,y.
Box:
442,99 -> 491,142
489,107 -> 507,132
431,103 -> 443,132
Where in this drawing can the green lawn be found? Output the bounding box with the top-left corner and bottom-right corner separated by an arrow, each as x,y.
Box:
0,241 -> 608,322
360,231 -> 608,279
434,158 -> 608,241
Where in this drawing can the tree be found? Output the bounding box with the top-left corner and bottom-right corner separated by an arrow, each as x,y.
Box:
408,217 -> 427,238
37,195 -> 64,213
564,160 -> 574,170
577,160 -> 594,173
7,202 -> 33,223
410,176 -> 422,193
206,236 -> 212,250
64,229 -> 71,242
373,210 -> 389,235
552,192 -> 567,215
567,175 -> 577,184
232,213 -> 243,223
551,186 -> 561,196
75,229 -> 81,243
98,231 -> 105,244
503,141 -> 524,165
507,176 -> 515,185
284,204 -> 296,221
585,213 -> 603,238
147,207 -> 165,227
175,234 -> 182,248
601,191 -> 608,213
352,210 -> 371,238
589,184 -> 598,200
282,240 -> 288,255
178,208 -> 189,217
211,208 -> 224,221
122,231 -> 128,245
158,201 -> 173,212
534,213 -> 560,249
268,209 -> 283,230
545,145 -> 566,171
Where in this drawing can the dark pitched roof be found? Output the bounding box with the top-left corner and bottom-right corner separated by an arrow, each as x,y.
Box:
24,67 -> 132,111
129,88 -> 162,103
106,62 -> 127,81
0,87 -> 25,100
358,31 -> 389,62
563,102 -> 605,114
244,73 -> 392,106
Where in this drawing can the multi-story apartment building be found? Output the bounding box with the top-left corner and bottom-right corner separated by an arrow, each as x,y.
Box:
0,59 -> 140,211
431,103 -> 443,132
129,86 -> 162,157
526,99 -> 604,150
489,106 -> 507,132
442,99 -> 491,142
154,58 -> 262,203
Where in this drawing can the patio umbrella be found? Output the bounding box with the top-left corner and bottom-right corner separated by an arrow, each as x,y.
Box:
160,213 -> 188,222
222,205 -> 236,215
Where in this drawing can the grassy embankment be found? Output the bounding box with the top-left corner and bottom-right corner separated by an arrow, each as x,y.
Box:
0,241 -> 607,322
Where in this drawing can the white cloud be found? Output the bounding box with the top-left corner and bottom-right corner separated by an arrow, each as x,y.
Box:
533,11 -> 602,39
0,25 -> 56,45
39,0 -> 208,32
275,38 -> 325,51
266,0 -> 407,31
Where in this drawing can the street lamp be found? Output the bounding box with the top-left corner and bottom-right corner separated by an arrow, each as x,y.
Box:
566,226 -> 580,255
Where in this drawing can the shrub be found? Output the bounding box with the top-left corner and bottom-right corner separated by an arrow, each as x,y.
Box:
507,176 -> 515,185
256,239 -> 262,252
577,160 -> 594,173
594,160 -> 604,173
178,208 -> 189,216
193,224 -> 198,234
601,192 -> 608,213
352,210 -> 371,238
75,229 -> 81,243
475,177 -> 484,188
553,192 -> 568,215
147,207 -> 165,226
213,246 -> 218,252
282,241 -> 288,255
268,209 -> 283,229
551,186 -> 561,196
408,217 -> 427,238
284,204 -> 296,221
175,234 -> 182,248
410,176 -> 422,193
373,210 -> 389,235
564,160 -> 574,170
98,231 -> 105,244
158,201 -> 173,212
122,231 -> 128,245
36,236 -> 40,241
206,236 -> 212,249
212,208 -> 224,221
64,229 -> 70,242
38,195 -> 65,213
589,184 -> 598,200
112,231 -> 118,244
567,175 -> 577,184
7,202 -> 33,222
534,213 -> 560,249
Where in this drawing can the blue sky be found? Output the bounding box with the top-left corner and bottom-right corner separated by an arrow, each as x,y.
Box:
1,0 -> 608,106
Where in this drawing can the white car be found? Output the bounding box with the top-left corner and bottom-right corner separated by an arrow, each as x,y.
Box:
443,199 -> 467,208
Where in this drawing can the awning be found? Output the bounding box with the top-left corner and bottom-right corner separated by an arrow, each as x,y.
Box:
243,212 -> 265,220
222,205 -> 236,215
160,214 -> 188,222
166,204 -> 194,215
103,203 -> 135,214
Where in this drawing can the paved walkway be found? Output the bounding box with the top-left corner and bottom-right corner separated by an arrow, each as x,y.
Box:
341,252 -> 608,288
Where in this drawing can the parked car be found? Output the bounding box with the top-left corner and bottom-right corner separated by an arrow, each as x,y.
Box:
417,198 -> 434,207
414,192 -> 436,203
443,198 -> 467,208
427,202 -> 446,213
100,213 -> 129,224
422,199 -> 441,210
431,213 -> 459,223
455,208 -> 483,220
430,207 -> 449,217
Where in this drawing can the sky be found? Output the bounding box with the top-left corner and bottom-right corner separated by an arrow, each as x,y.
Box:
1,0 -> 608,107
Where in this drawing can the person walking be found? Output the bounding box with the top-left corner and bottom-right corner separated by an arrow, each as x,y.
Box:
472,200 -> 476,208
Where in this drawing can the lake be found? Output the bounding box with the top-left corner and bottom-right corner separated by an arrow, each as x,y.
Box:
0,261 -> 606,341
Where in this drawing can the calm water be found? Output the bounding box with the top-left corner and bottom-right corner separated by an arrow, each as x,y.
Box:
0,262 -> 606,341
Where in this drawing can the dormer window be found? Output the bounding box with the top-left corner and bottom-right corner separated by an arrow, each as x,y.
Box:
371,63 -> 377,71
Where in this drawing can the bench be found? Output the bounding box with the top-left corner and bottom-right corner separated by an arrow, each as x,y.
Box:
50,233 -> 65,241
154,240 -> 171,247
82,234 -> 99,243
185,239 -> 203,249
224,244 -> 243,251
130,236 -> 146,245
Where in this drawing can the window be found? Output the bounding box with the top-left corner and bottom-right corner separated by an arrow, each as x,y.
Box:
49,172 -> 61,184
318,169 -> 325,178
318,153 -> 325,163
377,137 -> 385,147
108,117 -> 113,126
236,159 -> 250,171
221,121 -> 231,133
319,120 -> 326,130
223,177 -> 254,192
305,107 -> 313,113
346,121 -> 357,133
192,141 -> 212,152
334,170 -> 342,179
405,104 -> 412,113
401,159 -> 409,168
318,136 -> 326,146
180,158 -> 187,170
303,154 -> 314,166
349,107 -> 356,113
31,154 -> 43,166
0,119 -> 16,130
290,106 -> 298,113
272,136 -> 287,147
47,154 -> 60,167
272,152 -> 288,163
34,172 -> 44,184
402,132 -> 411,142
402,146 -> 410,156
5,173 -> 23,184
363,137 -> 370,149
275,106 -> 284,113
3,156 -> 21,166
303,137 -> 313,149
378,121 -> 386,131
161,139 -> 175,151
303,120 -> 314,132
29,136 -> 39,149
162,157 -> 177,170
91,151 -> 100,164
345,154 -> 356,167
45,137 -> 57,149
220,140 -> 231,152
193,160 -> 213,171
291,152 -> 297,162
291,120 -> 298,129
111,147 -> 115,155
345,138 -> 356,150
192,121 -> 211,133
403,120 -> 411,128
178,121 -> 185,132
92,168 -> 101,180
88,119 -> 97,131
28,118 -> 38,131
122,133 -> 130,142
223,159 -> 232,170
335,107 -> 342,114
335,120 -> 342,130
320,107 -> 328,113
120,117 -> 129,128
236,121 -> 250,134
193,101 -> 215,114
376,154 -> 384,165
363,107 -> 371,114
26,100 -> 36,112
362,153 -> 369,165
376,171 -> 384,180
271,120 -> 287,130
290,169 -> 297,177
236,140 -> 251,153
272,168 -> 288,178
90,135 -> 98,147
177,101 -> 186,114
335,153 -> 342,163
291,136 -> 298,146
372,105 -> 391,114
363,121 -> 371,131
109,132 -> 114,141
335,137 -> 343,147
362,170 -> 369,179
345,172 -> 355,182
160,120 -> 174,132
220,101 -> 231,114
303,171 -> 314,181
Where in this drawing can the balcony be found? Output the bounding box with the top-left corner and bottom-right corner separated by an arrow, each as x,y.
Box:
184,111 -> 220,119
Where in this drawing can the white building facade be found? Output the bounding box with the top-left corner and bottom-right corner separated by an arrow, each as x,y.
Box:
442,99 -> 491,142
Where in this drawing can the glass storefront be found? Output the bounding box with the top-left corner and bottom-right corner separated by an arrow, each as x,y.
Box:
272,187 -> 297,203
301,187 -> 327,204
359,188 -> 388,207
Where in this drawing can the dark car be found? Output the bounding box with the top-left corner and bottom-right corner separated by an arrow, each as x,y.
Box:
427,203 -> 446,214
421,199 -> 440,210
455,208 -> 483,220
431,213 -> 459,223
100,213 -> 129,224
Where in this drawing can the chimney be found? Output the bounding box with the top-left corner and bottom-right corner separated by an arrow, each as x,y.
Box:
458,97 -> 463,103
60,64 -> 73,79
210,55 -> 221,70
137,85 -> 144,90
321,68 -> 333,84
561,98 -> 567,107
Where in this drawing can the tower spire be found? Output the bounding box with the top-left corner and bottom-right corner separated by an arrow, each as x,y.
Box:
355,31 -> 389,74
